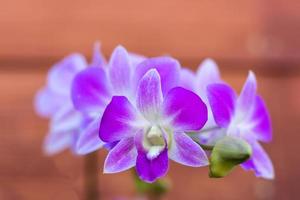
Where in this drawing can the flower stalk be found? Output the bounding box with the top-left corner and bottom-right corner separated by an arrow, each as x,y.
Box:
84,151 -> 99,200
132,169 -> 169,200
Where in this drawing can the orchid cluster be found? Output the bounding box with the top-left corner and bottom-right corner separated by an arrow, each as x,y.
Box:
35,43 -> 274,183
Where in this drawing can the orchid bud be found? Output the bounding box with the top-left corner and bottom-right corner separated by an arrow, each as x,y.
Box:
209,136 -> 252,178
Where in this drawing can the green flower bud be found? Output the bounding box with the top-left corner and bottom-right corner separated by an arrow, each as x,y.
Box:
209,136 -> 252,178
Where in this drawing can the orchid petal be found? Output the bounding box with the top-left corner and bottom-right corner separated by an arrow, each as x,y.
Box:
90,42 -> 106,68
34,87 -> 64,118
241,140 -> 274,179
128,53 -> 146,68
169,131 -> 209,167
48,54 -> 87,95
136,69 -> 163,120
250,96 -> 272,142
237,71 -> 257,115
109,45 -> 133,94
207,83 -> 237,127
196,58 -> 221,98
104,141 -> 119,150
136,147 -> 169,183
179,68 -> 196,91
43,131 -> 74,155
134,57 -> 180,95
163,87 -> 207,131
49,103 -> 82,133
104,138 -> 137,173
99,96 -> 138,143
71,67 -> 110,115
76,118 -> 105,155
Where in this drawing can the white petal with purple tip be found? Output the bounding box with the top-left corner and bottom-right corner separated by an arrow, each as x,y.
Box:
237,71 -> 257,117
104,138 -> 137,173
169,131 -> 209,167
136,69 -> 163,121
109,46 -> 133,95
196,58 -> 221,98
241,140 -> 274,179
76,118 -> 105,155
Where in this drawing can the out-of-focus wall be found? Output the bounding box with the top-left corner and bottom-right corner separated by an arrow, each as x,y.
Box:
0,0 -> 300,200
1,0 -> 299,63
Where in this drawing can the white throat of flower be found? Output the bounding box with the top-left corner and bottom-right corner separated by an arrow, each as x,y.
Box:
143,126 -> 166,160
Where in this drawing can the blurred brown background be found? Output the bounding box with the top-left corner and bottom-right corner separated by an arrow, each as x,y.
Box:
0,0 -> 299,199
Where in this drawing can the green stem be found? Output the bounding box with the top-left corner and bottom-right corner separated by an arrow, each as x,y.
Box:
84,151 -> 99,200
132,169 -> 169,200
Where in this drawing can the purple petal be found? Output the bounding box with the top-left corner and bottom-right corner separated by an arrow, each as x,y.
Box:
134,57 -> 180,95
104,141 -> 119,150
99,96 -> 138,143
34,87 -> 64,118
179,68 -> 196,91
109,46 -> 133,94
48,54 -> 87,95
76,118 -> 105,155
207,83 -> 237,127
241,140 -> 274,179
251,96 -> 272,142
43,131 -> 74,155
90,42 -> 106,68
136,147 -> 169,183
71,67 -> 111,115
49,103 -> 82,133
196,58 -> 221,98
128,53 -> 146,68
163,87 -> 207,131
104,138 -> 137,173
237,71 -> 257,114
136,69 -> 163,120
169,131 -> 208,167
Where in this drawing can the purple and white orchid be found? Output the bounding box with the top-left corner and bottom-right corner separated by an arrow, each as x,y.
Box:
35,43 -> 106,155
35,42 -> 274,184
99,69 -> 209,182
206,71 -> 274,179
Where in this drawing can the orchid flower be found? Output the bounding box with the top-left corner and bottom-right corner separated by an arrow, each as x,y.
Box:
71,46 -> 181,155
99,69 -> 209,183
35,44 -> 106,155
206,71 -> 274,179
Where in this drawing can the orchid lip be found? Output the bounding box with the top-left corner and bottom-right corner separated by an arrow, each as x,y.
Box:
142,125 -> 168,160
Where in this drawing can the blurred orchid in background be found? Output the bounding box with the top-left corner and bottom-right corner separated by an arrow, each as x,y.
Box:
34,43 -> 105,155
206,71 -> 274,179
